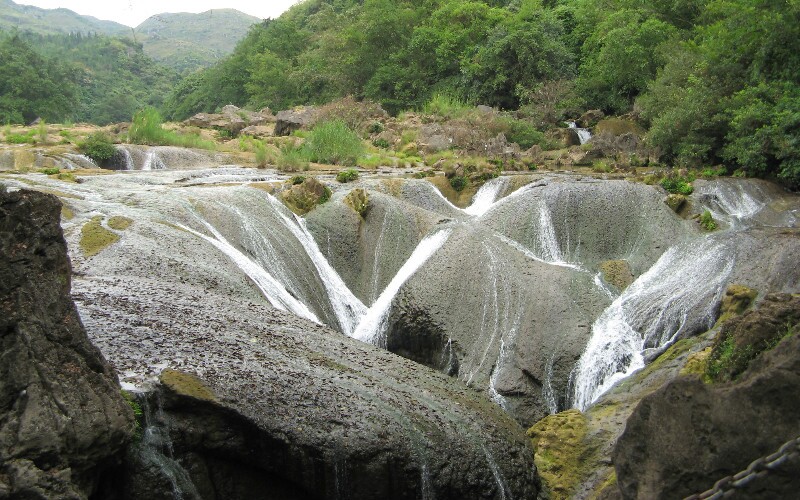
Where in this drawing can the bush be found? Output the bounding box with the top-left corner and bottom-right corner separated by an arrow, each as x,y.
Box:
5,130 -> 36,144
253,140 -> 269,168
501,117 -> 545,149
290,175 -> 306,185
305,120 -> 364,166
372,138 -> 390,149
40,167 -> 60,175
660,176 -> 694,195
78,132 -> 117,163
336,168 -> 359,183
699,210 -> 717,231
423,94 -> 471,119
449,175 -> 469,191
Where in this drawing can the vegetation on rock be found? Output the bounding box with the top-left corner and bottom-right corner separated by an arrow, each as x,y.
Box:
79,216 -> 119,257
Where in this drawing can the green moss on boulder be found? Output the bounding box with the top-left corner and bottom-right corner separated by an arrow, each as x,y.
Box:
108,216 -> 133,230
527,409 -> 588,499
344,188 -> 369,216
160,369 -> 217,402
281,177 -> 331,215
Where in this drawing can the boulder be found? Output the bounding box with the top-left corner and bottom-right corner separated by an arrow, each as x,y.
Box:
547,128 -> 581,148
0,188 -> 134,499
274,107 -> 318,136
576,110 -> 605,128
281,177 -> 332,215
613,310 -> 800,499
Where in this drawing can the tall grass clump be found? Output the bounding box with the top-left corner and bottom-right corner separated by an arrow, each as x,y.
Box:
129,108 -> 215,150
276,143 -> 309,172
423,93 -> 471,119
305,120 -> 364,166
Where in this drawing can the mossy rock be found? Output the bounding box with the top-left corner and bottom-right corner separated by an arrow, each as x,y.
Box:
681,347 -> 712,378
599,260 -> 634,291
160,369 -> 217,402
717,284 -> 757,323
281,177 -> 331,215
527,409 -> 588,500
79,216 -> 119,257
664,194 -> 687,213
61,204 -> 75,220
344,188 -> 369,216
108,216 -> 133,230
594,118 -> 645,137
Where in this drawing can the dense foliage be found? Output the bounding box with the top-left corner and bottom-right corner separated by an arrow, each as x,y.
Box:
0,30 -> 177,124
161,0 -> 799,187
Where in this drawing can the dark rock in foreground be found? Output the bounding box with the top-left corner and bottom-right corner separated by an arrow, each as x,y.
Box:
0,188 -> 134,499
613,296 -> 800,499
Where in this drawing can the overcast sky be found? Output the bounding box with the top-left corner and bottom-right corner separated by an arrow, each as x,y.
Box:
16,1 -> 300,27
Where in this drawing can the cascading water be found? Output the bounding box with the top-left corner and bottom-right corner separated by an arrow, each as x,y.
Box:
266,195 -> 367,336
136,394 -> 201,500
352,228 -> 453,346
143,149 -> 166,171
567,121 -> 592,145
465,177 -> 508,217
697,182 -> 764,223
63,153 -> 98,169
117,146 -> 134,170
571,237 -> 735,410
177,217 -> 320,324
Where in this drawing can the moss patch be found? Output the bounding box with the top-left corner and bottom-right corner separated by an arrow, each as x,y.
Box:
681,347 -> 712,378
527,409 -> 589,499
717,284 -> 757,323
344,188 -> 369,216
618,337 -> 699,389
108,216 -> 133,230
599,260 -> 634,291
160,369 -> 217,402
60,204 -> 74,220
79,216 -> 119,257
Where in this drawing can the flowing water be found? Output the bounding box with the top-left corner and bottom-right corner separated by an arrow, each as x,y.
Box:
143,149 -> 166,171
465,177 -> 509,217
571,237 -> 735,410
352,228 -> 453,346
567,121 -> 592,145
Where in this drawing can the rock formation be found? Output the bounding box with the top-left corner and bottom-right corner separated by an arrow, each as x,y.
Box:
0,187 -> 134,499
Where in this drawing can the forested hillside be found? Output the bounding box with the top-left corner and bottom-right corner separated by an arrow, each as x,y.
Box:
135,9 -> 260,73
0,31 -> 177,124
164,0 -> 799,186
0,0 -> 128,36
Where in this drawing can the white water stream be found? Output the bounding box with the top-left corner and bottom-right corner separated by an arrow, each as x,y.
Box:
571,238 -> 735,410
177,218 -> 321,324
352,228 -> 453,346
567,121 -> 592,145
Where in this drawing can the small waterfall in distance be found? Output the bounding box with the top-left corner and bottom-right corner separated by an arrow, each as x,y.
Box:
567,121 -> 592,145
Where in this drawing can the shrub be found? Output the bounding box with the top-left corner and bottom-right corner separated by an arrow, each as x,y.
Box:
501,117 -> 546,149
290,175 -> 306,185
129,107 -> 215,150
78,132 -> 117,164
699,210 -> 717,231
314,96 -> 386,133
253,140 -> 269,168
449,175 -> 469,191
37,120 -> 48,144
660,176 -> 694,195
372,138 -> 390,149
40,167 -> 60,175
5,130 -> 36,144
369,121 -> 384,134
423,94 -> 471,119
336,168 -> 359,183
305,120 -> 364,166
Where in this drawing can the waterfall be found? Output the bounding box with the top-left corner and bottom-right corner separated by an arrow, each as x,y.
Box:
136,394 -> 201,500
143,149 -> 166,171
266,195 -> 367,336
567,121 -> 592,145
176,218 -> 320,324
571,238 -> 735,410
697,182 -> 764,222
63,153 -> 98,169
117,146 -> 134,170
352,228 -> 453,346
465,177 -> 508,217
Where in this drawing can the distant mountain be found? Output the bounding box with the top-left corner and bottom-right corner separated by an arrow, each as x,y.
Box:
0,0 -> 129,36
0,1 -> 259,73
135,9 -> 260,73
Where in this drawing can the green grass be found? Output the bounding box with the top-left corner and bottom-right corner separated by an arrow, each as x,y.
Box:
660,176 -> 694,195
305,120 -> 365,166
423,93 -> 471,119
276,143 -> 309,172
79,216 -> 119,257
129,107 -> 216,150
699,210 -> 717,231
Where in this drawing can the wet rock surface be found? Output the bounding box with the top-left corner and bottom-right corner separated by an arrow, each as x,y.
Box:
0,188 -> 134,499
613,327 -> 800,499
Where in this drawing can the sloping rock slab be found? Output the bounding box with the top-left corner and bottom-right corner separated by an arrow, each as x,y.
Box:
75,275 -> 539,500
0,188 -> 133,499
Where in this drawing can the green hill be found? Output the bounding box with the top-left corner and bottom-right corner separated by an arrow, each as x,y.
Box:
0,0 -> 129,36
135,9 -> 260,73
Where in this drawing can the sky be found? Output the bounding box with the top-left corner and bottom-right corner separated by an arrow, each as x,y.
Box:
15,1 -> 300,27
